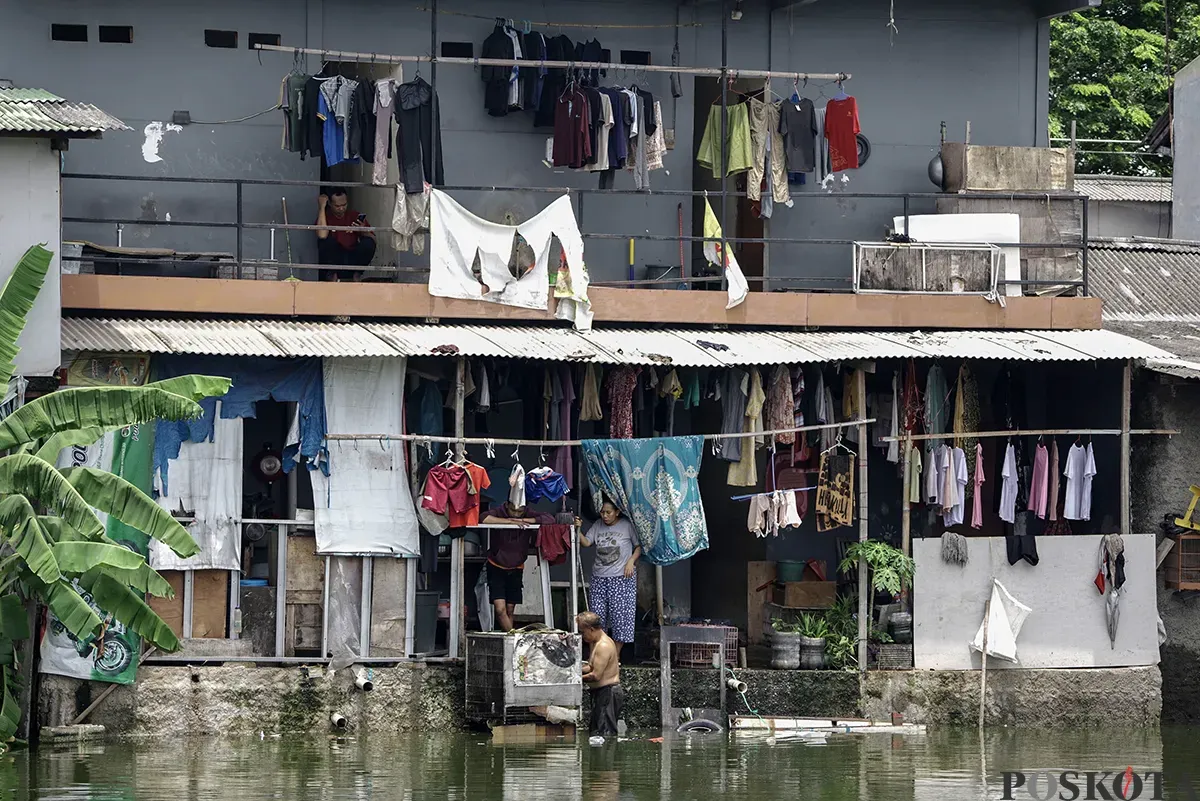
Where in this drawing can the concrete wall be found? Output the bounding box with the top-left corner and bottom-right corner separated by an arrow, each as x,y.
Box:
0,138 -> 61,376
913,535 -> 1160,670
1132,371 -> 1200,723
1173,56 -> 1200,241
1,0 -> 1052,286
1088,200 -> 1172,239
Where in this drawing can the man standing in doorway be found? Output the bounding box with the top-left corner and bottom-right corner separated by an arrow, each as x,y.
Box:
482,503 -> 554,631
578,611 -> 624,737
316,187 -> 375,281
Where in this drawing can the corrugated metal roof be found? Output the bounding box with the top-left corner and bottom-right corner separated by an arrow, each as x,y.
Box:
0,87 -> 129,134
1074,175 -> 1172,203
1145,358 -> 1200,380
1106,320 -> 1200,362
1088,239 -> 1200,319
60,318 -> 1177,364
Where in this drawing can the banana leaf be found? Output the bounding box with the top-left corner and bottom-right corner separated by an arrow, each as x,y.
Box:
0,496 -> 60,584
0,245 -> 53,388
31,375 -> 232,463
92,563 -> 173,599
0,666 -> 20,745
51,542 -> 146,574
76,572 -> 179,652
0,596 -> 29,641
40,580 -> 102,642
0,386 -> 206,453
58,467 -> 199,558
0,455 -> 104,540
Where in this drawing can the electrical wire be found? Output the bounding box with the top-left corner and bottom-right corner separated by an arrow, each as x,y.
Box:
188,104 -> 282,125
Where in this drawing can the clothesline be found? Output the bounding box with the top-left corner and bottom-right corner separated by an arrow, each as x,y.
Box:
325,418 -> 876,448
414,6 -> 706,29
880,427 -> 1178,443
732,486 -> 817,501
256,43 -> 851,82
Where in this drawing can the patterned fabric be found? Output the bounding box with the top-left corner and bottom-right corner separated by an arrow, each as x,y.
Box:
953,364 -> 980,498
605,366 -> 641,439
766,365 -> 795,445
590,575 -> 637,643
581,436 -> 708,566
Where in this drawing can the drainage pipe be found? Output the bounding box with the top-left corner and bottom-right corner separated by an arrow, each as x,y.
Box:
330,712 -> 348,730
725,676 -> 748,695
355,670 -> 374,692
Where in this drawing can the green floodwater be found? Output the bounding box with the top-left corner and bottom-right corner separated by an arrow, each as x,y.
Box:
1,728 -> 1197,800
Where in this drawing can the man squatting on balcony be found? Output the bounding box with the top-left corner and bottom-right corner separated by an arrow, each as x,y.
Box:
316,187 -> 375,281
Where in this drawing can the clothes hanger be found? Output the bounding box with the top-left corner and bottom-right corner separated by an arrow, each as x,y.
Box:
440,448 -> 456,468
833,77 -> 849,101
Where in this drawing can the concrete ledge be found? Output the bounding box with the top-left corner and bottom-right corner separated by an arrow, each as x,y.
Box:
863,666 -> 1162,727
41,724 -> 106,742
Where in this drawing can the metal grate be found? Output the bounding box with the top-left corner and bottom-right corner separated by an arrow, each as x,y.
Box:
1164,534 -> 1200,591
670,624 -> 738,668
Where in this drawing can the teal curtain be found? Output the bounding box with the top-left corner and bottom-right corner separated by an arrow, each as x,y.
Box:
580,436 -> 709,566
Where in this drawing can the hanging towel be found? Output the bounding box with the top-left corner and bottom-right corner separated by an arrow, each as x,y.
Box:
970,579 -> 1032,663
702,199 -> 749,310
581,436 -> 708,565
428,189 -> 592,329
537,524 -> 573,566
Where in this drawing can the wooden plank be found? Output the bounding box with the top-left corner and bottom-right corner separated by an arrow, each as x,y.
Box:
747,561 -> 776,646
148,570 -> 185,637
490,723 -> 577,745
192,570 -> 229,638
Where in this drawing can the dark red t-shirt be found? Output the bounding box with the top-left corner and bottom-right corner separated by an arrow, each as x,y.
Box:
322,209 -> 366,250
824,97 -> 860,173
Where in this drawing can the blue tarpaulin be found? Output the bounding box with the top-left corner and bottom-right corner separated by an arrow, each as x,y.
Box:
153,356 -> 326,494
580,436 -> 709,566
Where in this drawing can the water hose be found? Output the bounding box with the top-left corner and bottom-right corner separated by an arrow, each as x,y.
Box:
725,666 -> 768,727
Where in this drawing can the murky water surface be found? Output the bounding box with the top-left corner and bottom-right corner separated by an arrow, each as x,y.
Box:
1,727 -> 1194,800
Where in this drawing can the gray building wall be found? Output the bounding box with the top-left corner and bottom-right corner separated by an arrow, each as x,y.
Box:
1088,200 -> 1172,239
1173,56 -> 1200,242
1,0 -> 1052,286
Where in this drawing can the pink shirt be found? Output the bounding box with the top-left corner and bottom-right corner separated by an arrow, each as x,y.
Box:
971,443 -> 985,529
1029,443 -> 1049,519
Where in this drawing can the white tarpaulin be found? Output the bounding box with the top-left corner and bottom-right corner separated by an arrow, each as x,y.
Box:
150,406 -> 243,571
313,357 -> 419,556
970,579 -> 1032,663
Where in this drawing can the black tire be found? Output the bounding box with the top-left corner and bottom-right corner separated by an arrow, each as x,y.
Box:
94,638 -> 133,675
676,719 -> 723,734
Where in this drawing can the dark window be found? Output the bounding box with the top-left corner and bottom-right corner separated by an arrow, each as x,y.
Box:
441,41 -> 473,58
248,32 -> 280,49
620,50 -> 652,66
51,24 -> 88,43
204,29 -> 237,48
98,25 -> 133,44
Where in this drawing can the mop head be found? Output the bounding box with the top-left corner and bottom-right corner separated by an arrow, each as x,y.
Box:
941,531 -> 970,565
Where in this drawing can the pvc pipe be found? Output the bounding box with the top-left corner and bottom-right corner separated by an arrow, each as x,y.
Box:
330,711 -> 348,730
726,676 -> 748,695
355,670 -> 374,692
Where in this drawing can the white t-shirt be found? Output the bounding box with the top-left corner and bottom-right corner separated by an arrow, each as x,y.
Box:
925,444 -> 945,505
588,518 -> 639,579
999,443 -> 1018,523
943,447 -> 969,526
1063,443 -> 1097,521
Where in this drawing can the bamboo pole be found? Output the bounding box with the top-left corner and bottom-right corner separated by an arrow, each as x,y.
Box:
881,427 -> 1177,443
1121,360 -> 1132,537
856,369 -> 869,685
978,590 -> 992,732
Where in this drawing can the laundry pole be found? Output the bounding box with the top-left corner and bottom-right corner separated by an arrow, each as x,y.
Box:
451,357 -> 466,657
855,369 -> 869,683
1120,359 -> 1132,537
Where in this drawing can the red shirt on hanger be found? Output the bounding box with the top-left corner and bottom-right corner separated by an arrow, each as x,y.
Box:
825,96 -> 860,173
448,462 -> 491,528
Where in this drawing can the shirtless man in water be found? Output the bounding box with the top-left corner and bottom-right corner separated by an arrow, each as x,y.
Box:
577,611 -> 624,737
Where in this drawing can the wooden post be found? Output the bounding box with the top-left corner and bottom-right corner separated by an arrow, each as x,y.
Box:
978,589 -> 992,732
656,565 -> 665,626
453,356 -> 467,657
901,435 -> 912,558
855,369 -> 869,683
1121,359 -> 1132,537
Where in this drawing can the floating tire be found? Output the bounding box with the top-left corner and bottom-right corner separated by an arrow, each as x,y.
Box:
676,719 -> 723,734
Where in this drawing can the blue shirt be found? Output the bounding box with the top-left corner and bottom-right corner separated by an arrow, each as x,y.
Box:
319,93 -> 345,167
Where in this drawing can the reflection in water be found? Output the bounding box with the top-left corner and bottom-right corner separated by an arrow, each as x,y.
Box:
1,727 -> 1193,800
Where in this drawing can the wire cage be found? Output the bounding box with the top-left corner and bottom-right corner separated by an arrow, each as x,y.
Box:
1163,534 -> 1200,591
465,632 -> 582,725
669,624 -> 739,668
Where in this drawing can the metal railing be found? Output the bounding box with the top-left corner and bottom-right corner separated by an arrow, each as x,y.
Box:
60,172 -> 1092,295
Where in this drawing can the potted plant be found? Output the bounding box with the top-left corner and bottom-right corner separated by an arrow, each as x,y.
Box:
838,541 -> 916,604
797,612 -> 830,670
823,596 -> 860,671
769,618 -> 802,669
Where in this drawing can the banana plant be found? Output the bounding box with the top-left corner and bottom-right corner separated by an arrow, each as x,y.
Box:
0,245 -> 231,749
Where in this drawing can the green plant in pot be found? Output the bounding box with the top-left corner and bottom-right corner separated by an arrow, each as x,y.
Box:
769,617 -> 802,669
796,612 -> 829,670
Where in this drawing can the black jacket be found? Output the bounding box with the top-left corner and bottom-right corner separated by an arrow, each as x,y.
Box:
303,77 -> 324,160
481,24 -> 514,117
346,80 -> 376,162
395,77 -> 444,193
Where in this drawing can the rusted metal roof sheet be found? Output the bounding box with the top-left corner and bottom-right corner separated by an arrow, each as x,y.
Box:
60,318 -> 1175,364
1073,175 -> 1172,204
0,87 -> 129,134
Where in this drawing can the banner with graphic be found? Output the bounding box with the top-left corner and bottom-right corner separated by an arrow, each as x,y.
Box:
40,357 -> 154,684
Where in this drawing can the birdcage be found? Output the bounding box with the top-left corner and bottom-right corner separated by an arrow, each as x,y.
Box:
465,632 -> 582,724
1163,534 -> 1200,591
669,624 -> 739,668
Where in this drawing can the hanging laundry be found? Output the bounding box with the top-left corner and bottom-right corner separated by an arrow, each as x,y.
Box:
748,97 -> 791,206
718,369 -> 749,463
824,93 -> 860,172
581,436 -> 708,565
1063,442 -> 1097,521
391,182 -> 431,255
702,199 -> 749,310
775,490 -> 803,530
476,363 -> 492,413
448,461 -> 491,528
526,466 -> 569,503
697,102 -> 753,177
971,443 -> 985,529
509,462 -> 527,508
656,368 -> 683,436
280,72 -> 310,155
345,80 -> 377,162
1100,533 -> 1125,647
428,189 -> 592,329
907,445 -> 923,505
481,22 -> 516,117
606,366 -> 641,439
1029,442 -> 1049,519
999,442 -> 1018,524
943,447 -> 968,527
887,371 -> 900,463
580,364 -> 604,422
371,78 -> 399,186
748,494 -> 774,538
395,76 -> 444,192
1047,440 -> 1061,522
422,464 -> 472,515
779,95 -> 816,173
953,365 -> 980,498
728,368 -> 766,487
683,370 -> 702,410
765,365 -> 795,445
552,364 -> 575,489
537,524 -> 573,566
815,446 -> 855,529
925,443 -> 945,507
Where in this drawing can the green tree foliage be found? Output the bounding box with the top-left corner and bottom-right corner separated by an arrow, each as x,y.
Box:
1050,1 -> 1200,174
0,245 -> 231,749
